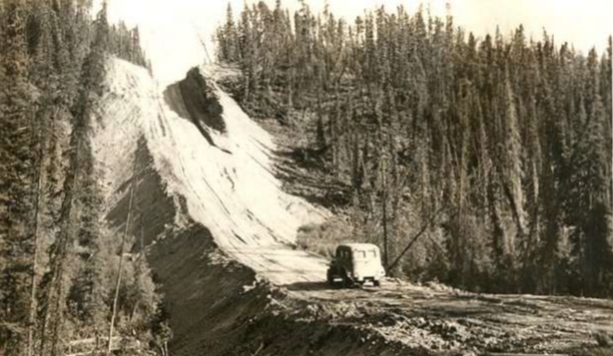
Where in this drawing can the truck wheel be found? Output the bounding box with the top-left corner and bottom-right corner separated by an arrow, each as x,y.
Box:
327,270 -> 335,287
342,276 -> 350,288
373,280 -> 381,287
341,271 -> 352,288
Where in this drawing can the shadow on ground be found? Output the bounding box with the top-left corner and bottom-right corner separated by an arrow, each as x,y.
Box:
283,281 -> 334,291
283,281 -> 384,292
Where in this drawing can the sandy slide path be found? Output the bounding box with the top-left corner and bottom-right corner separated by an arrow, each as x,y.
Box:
95,59 -> 331,287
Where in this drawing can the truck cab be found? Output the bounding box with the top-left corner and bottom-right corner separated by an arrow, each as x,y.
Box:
327,243 -> 385,287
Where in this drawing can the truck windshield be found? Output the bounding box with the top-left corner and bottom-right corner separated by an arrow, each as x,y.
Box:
353,250 -> 378,260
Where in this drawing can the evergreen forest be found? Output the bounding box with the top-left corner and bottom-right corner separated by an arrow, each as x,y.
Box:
215,0 -> 613,297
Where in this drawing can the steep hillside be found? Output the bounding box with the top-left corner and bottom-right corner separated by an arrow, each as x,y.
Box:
94,58 -> 330,284
91,58 -> 613,356
92,58 -> 366,355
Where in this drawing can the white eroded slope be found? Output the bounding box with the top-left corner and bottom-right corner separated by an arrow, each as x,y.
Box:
94,58 -> 329,286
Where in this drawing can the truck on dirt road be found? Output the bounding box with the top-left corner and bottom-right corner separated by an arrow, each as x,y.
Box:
327,243 -> 386,288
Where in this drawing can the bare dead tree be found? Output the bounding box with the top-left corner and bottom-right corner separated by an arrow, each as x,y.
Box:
387,205 -> 446,273
107,150 -> 138,356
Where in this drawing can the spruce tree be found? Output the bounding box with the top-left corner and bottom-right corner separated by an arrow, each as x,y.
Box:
0,2 -> 34,353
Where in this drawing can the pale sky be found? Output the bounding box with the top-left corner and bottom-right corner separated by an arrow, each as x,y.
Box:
99,0 -> 612,86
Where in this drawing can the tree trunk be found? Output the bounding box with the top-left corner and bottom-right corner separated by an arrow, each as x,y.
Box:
39,125 -> 83,356
382,186 -> 389,270
27,107 -> 52,356
107,151 -> 138,356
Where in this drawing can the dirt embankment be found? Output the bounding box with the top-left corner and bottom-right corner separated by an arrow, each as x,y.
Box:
106,151 -> 418,356
94,59 -> 613,356
94,58 -> 428,356
99,135 -> 420,356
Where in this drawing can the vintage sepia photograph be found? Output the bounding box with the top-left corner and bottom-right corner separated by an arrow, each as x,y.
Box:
0,0 -> 611,355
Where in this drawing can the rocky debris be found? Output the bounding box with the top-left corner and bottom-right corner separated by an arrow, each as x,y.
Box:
594,332 -> 613,347
280,281 -> 613,355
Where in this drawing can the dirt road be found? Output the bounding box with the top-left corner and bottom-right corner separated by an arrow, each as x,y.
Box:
281,280 -> 613,354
